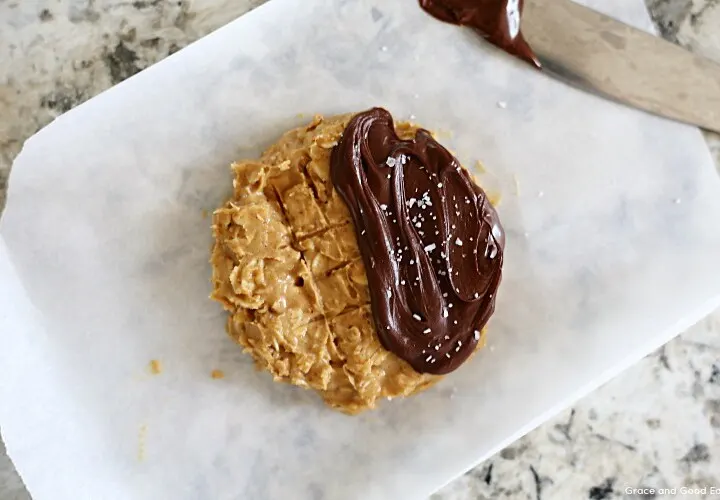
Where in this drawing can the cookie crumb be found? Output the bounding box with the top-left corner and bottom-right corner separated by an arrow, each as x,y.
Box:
211,369 -> 225,379
149,359 -> 162,375
138,424 -> 147,462
488,192 -> 502,207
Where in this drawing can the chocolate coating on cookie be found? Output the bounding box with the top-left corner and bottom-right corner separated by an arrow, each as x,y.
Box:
330,108 -> 504,375
419,0 -> 540,69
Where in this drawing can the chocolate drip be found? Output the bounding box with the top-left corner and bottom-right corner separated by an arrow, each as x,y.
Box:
419,0 -> 541,69
330,108 -> 504,374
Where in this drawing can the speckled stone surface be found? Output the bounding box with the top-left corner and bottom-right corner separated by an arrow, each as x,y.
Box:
1,1 -> 719,499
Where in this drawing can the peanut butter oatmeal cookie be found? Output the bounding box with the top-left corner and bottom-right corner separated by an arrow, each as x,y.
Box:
211,110 -> 503,414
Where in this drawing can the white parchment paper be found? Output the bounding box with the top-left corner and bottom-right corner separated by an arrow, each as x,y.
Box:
2,0 -> 720,498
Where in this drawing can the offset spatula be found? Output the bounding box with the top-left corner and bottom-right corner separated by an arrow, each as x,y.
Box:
522,0 -> 720,133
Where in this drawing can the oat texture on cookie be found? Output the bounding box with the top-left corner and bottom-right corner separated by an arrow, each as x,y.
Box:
211,114 -> 438,414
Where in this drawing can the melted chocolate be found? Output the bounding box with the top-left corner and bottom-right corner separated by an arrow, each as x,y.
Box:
419,0 -> 541,69
330,108 -> 504,375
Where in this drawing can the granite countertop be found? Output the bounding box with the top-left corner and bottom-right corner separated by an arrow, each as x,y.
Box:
1,1 -> 720,499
